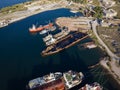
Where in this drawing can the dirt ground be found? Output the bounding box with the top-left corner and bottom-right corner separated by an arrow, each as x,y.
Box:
55,17 -> 92,31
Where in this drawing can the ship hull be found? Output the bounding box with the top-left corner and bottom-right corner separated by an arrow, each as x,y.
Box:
29,28 -> 44,33
29,23 -> 54,33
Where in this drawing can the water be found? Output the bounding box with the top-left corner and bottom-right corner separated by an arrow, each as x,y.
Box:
0,8 -> 115,90
0,0 -> 28,8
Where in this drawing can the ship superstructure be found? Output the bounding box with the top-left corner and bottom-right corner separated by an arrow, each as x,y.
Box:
63,70 -> 84,89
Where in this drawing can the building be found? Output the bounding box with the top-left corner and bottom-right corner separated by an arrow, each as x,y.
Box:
103,9 -> 117,18
101,0 -> 115,8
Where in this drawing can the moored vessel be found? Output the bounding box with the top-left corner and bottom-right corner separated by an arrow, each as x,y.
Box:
39,29 -> 48,35
43,28 -> 70,46
27,70 -> 84,90
79,82 -> 103,90
29,23 -> 55,33
41,31 -> 88,56
28,72 -> 62,90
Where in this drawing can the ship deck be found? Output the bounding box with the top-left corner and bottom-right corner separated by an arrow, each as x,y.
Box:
32,78 -> 65,90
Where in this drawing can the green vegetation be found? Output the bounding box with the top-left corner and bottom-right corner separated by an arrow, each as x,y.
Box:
88,30 -> 99,45
67,0 -> 87,4
0,3 -> 27,14
93,6 -> 103,19
113,0 -> 120,3
66,74 -> 72,81
92,0 -> 100,6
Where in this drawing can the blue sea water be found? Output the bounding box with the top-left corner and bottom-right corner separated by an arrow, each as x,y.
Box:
0,8 -> 116,90
0,0 -> 28,8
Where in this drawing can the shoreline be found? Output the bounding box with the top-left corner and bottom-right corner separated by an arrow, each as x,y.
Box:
91,19 -> 120,86
0,0 -> 69,28
99,59 -> 120,89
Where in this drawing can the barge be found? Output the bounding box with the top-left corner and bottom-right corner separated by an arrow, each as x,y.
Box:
41,31 -> 88,56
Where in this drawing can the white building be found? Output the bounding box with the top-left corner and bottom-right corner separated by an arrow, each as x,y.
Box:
101,0 -> 115,8
104,9 -> 117,18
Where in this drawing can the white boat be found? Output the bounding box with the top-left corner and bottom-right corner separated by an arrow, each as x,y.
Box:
39,29 -> 48,35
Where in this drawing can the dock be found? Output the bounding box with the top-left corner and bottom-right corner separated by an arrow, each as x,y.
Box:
41,31 -> 88,56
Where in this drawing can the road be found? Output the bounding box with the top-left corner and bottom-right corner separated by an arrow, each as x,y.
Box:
91,20 -> 120,61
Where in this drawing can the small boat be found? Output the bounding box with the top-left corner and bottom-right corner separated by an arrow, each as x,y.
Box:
39,29 -> 48,35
